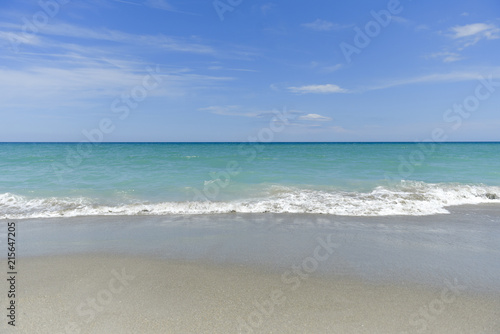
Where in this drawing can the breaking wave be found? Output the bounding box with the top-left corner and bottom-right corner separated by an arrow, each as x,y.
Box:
1,181 -> 499,219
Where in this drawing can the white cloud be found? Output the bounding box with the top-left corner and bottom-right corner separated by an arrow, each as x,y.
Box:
425,23 -> 499,65
0,30 -> 41,50
0,20 -> 259,65
426,51 -> 463,63
0,62 -> 233,110
0,22 -> 215,55
449,23 -> 500,48
298,114 -> 332,122
302,19 -> 350,32
450,23 -> 498,38
288,84 -> 349,94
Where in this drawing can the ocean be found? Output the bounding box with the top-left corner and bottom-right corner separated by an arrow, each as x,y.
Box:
1,142 -> 499,219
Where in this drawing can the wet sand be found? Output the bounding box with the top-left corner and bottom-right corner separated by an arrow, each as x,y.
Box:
1,204 -> 500,333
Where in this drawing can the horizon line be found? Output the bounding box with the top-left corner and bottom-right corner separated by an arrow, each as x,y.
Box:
1,141 -> 500,144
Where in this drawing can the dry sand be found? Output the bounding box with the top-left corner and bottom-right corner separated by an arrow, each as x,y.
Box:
2,255 -> 499,334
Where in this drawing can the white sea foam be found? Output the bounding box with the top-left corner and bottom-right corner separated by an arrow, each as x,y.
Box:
1,181 -> 499,219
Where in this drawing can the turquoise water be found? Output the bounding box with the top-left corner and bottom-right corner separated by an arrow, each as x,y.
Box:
1,143 -> 499,218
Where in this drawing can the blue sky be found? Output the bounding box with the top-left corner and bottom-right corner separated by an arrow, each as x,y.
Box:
1,0 -> 499,142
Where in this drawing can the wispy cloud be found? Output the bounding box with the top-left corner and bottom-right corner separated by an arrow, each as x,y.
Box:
41,23 -> 214,54
425,23 -> 499,65
0,61 -> 233,110
302,19 -> 351,32
145,0 -> 174,10
200,106 -> 331,125
0,20 -> 258,61
199,106 -> 264,118
0,30 -> 41,49
310,62 -> 343,73
415,24 -> 430,32
0,20 -> 226,57
109,0 -> 141,5
363,68 -> 500,91
330,126 -> 350,133
449,23 -> 500,48
144,0 -> 200,15
322,64 -> 343,73
108,0 -> 198,15
450,23 -> 499,39
288,84 -> 349,94
298,114 -> 332,121
426,51 -> 463,63
207,66 -> 258,72
260,3 -> 276,15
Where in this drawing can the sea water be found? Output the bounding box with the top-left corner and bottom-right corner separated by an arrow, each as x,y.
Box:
1,142 -> 499,219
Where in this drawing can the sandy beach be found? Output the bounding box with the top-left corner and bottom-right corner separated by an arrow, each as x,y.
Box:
1,205 -> 500,333
3,255 -> 499,334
